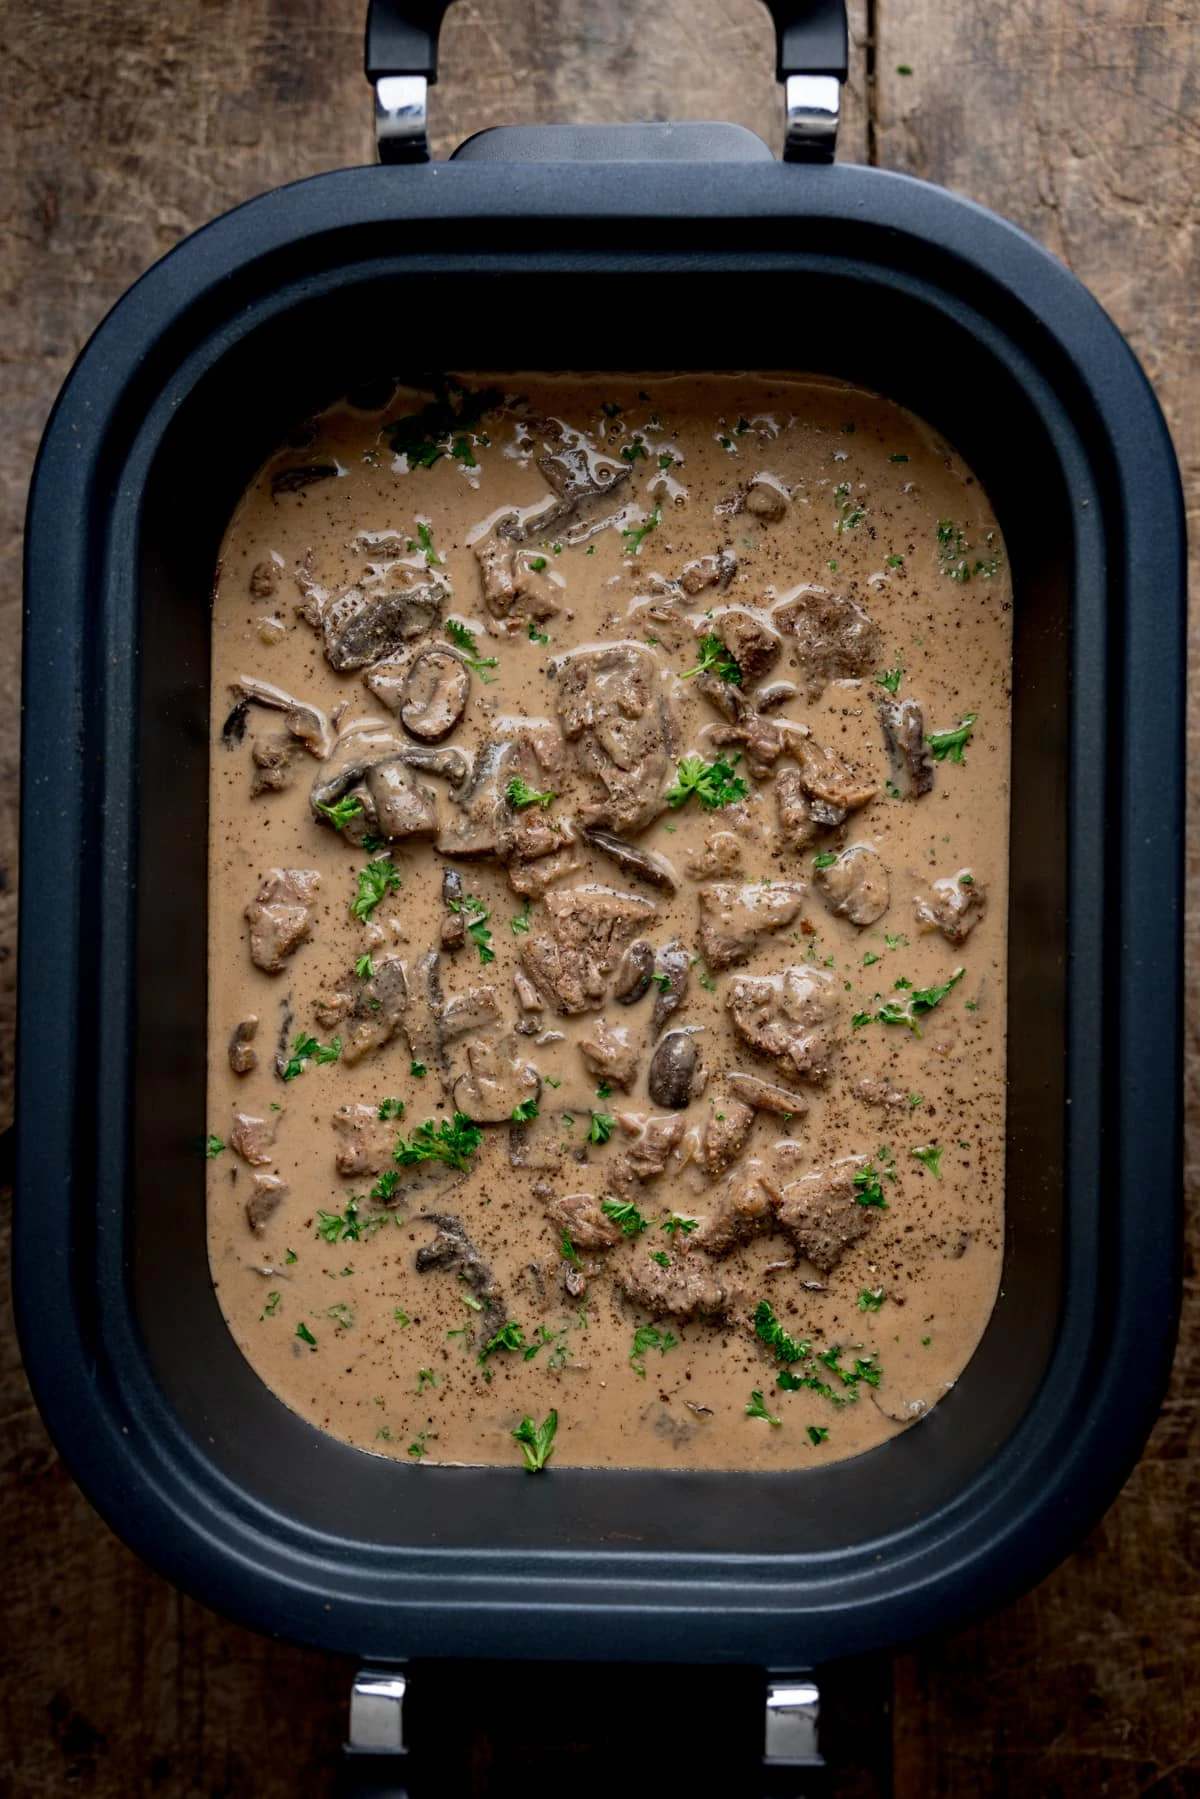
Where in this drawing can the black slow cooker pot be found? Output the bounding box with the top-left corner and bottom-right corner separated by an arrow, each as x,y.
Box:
16,0 -> 1185,1770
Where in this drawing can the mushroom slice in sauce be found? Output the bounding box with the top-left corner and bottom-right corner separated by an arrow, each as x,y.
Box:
400,648 -> 471,741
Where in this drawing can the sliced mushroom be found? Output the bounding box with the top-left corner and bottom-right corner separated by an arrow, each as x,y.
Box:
725,1070 -> 809,1117
398,743 -> 473,790
651,938 -> 691,1036
364,757 -> 439,841
613,939 -> 655,1005
233,674 -> 333,759
581,827 -> 678,893
400,648 -> 471,742
441,867 -> 466,950
648,1028 -> 706,1109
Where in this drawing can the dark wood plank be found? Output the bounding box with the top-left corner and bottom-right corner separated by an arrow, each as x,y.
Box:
874,4 -> 1200,1792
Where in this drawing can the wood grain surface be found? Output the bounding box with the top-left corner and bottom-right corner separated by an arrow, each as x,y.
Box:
1,2 -> 1196,1794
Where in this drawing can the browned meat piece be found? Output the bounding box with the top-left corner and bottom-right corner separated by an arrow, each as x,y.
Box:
414,1213 -> 504,1324
472,527 -> 561,628
708,713 -> 791,778
228,1017 -> 258,1076
245,868 -> 320,973
519,886 -> 657,1014
793,735 -> 878,816
620,1249 -> 732,1321
400,648 -> 471,741
854,1075 -> 909,1109
249,559 -> 280,599
695,1093 -> 755,1177
364,758 -> 439,841
578,1018 -> 640,1091
544,1191 -> 623,1251
230,1112 -> 279,1167
441,867 -> 466,950
246,1173 -> 287,1234
679,550 -> 736,595
509,1110 -> 564,1171
332,1104 -> 396,1178
771,587 -> 881,700
437,737 -> 521,859
914,872 -> 987,945
696,882 -> 806,970
648,1030 -> 706,1109
773,1157 -> 879,1272
702,608 -> 781,683
684,830 -> 743,879
693,1164 -> 778,1254
612,1111 -> 687,1181
250,734 -> 293,796
529,437 -> 630,535
612,939 -> 654,1004
552,644 -> 675,831
340,956 -> 409,1065
726,1070 -> 809,1117
743,478 -> 789,522
879,697 -> 935,798
321,581 -> 442,672
774,767 -> 820,852
651,938 -> 690,1036
508,839 -> 583,899
814,844 -> 890,927
727,965 -> 840,1083
452,1034 -> 540,1124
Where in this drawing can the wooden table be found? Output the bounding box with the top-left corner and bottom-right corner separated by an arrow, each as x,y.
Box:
2,3 -> 1196,1791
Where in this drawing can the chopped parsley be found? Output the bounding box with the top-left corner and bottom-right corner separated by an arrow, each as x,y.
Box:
588,1112 -> 615,1145
444,617 -> 499,681
382,384 -> 501,469
295,1322 -> 317,1346
807,1425 -> 829,1446
285,1248 -> 298,1264
317,794 -> 364,829
665,753 -> 749,812
351,856 -> 401,921
885,933 -> 909,950
680,635 -> 743,685
650,1250 -> 670,1268
416,1367 -> 437,1391
927,713 -> 978,763
506,776 -> 555,810
325,1302 -> 355,1330
561,1231 -> 582,1268
661,1213 -> 698,1236
911,1144 -> 944,1180
394,1308 -> 411,1326
407,1432 -> 429,1460
369,1168 -> 402,1204
834,481 -> 865,533
601,1197 -> 648,1237
852,1165 -> 889,1209
858,1288 -> 886,1313
316,1199 -> 381,1244
620,440 -> 648,463
630,1325 -> 677,1378
813,850 -> 838,870
410,521 -> 441,565
512,1409 -> 558,1472
528,555 -> 547,572
875,667 -> 903,695
410,1061 -> 427,1078
393,1112 -> 483,1172
378,1096 -> 405,1120
621,506 -> 660,556
261,1291 -> 281,1318
936,520 -> 1002,583
478,1321 -> 527,1363
691,956 -> 717,993
510,902 -> 532,936
754,1300 -> 810,1365
528,621 -> 550,645
746,1390 -> 781,1426
448,893 -> 495,964
511,1098 -> 539,1124
205,1134 -> 226,1159
355,953 -> 375,979
863,967 -> 965,1035
281,1033 -> 342,1080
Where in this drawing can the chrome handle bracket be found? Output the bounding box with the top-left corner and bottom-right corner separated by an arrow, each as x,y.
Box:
375,74 -> 430,163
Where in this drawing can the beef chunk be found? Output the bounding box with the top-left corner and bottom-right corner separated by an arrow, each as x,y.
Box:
695,1093 -> 756,1177
814,844 -> 890,927
519,886 -> 657,1014
529,436 -> 630,534
250,734 -> 294,796
340,956 -> 409,1065
693,1164 -> 778,1255
553,644 -> 675,831
364,758 -> 438,841
696,881 -> 806,970
246,1173 -> 287,1234
854,1075 -> 909,1109
684,830 -> 744,880
621,1249 -> 732,1321
702,608 -> 781,683
544,1191 -> 623,1250
724,1070 -> 809,1118
332,1104 -> 396,1178
245,868 -> 320,973
793,734 -> 878,816
230,1112 -> 279,1166
613,1111 -> 687,1180
439,983 -> 503,1042
879,697 -> 935,798
727,965 -> 840,1083
249,559 -> 280,599
508,823 -> 583,899
228,1017 -> 258,1075
771,587 -> 881,699
914,872 -> 987,944
472,527 -> 561,628
509,1110 -> 565,1172
437,737 -> 520,858
321,582 -> 442,672
578,1017 -> 640,1091
679,550 -> 736,595
773,1156 -> 879,1272
774,767 -> 820,852
452,1034 -> 540,1124
743,478 -> 789,522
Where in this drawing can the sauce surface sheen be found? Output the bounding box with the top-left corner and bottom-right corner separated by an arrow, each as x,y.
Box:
207,374 -> 1011,1472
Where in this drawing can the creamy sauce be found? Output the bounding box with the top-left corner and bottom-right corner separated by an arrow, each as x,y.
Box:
207,375 -> 1010,1471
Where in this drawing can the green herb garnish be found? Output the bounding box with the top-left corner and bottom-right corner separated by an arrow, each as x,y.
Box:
351,856 -> 401,921
680,635 -> 743,685
561,1231 -> 582,1269
746,1390 -> 781,1426
630,1325 -> 677,1378
807,1425 -> 829,1445
382,384 -> 501,469
858,1288 -> 886,1312
852,1165 -> 889,1209
506,776 -> 555,810
355,953 -> 375,979
588,1112 -> 615,1145
378,1097 -> 405,1120
511,1098 -> 539,1124
875,667 -> 903,695
661,1213 -> 698,1236
448,893 -> 495,964
601,1197 -> 648,1237
813,850 -> 838,870
261,1291 -> 281,1318
665,753 -> 749,812
445,616 -> 499,682
317,794 -> 364,829
478,1321 -> 527,1363
510,902 -> 532,935
393,1112 -> 483,1173
512,1409 -> 558,1472
927,714 -> 978,763
911,1144 -> 944,1180
295,1322 -> 316,1346
205,1134 -> 226,1159
281,1032 -> 342,1080
754,1300 -> 810,1365
621,506 -> 660,556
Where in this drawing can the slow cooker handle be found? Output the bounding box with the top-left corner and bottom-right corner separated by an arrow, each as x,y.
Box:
365,0 -> 848,164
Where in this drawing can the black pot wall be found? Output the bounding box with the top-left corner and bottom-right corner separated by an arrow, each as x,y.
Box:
17,160 -> 1183,1664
